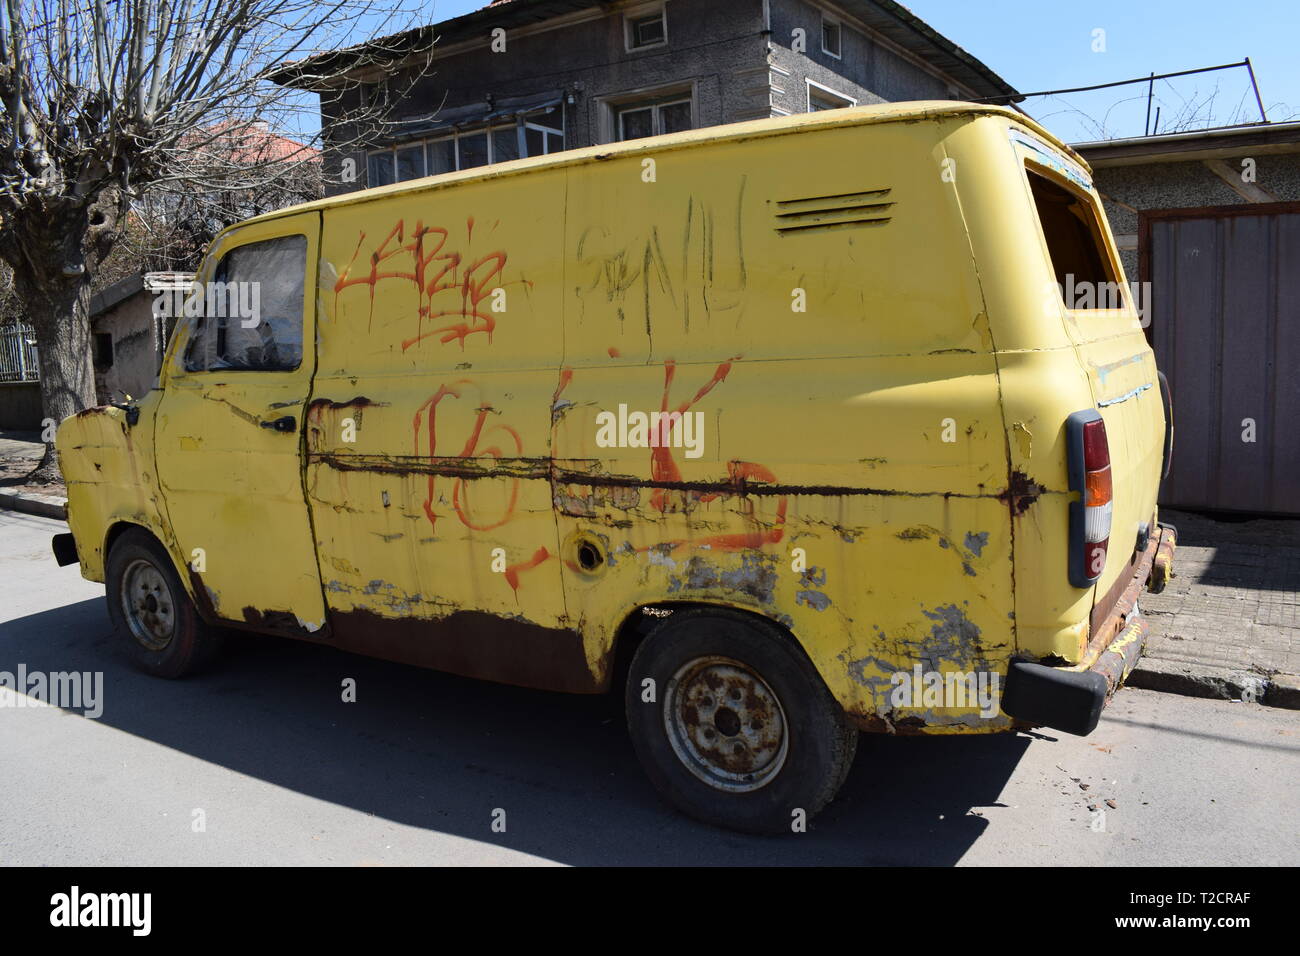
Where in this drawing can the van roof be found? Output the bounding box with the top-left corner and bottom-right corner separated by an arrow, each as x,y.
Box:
237,101 -> 1082,228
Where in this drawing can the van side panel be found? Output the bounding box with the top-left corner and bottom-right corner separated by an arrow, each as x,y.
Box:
554,120 -> 1017,730
305,168 -> 596,691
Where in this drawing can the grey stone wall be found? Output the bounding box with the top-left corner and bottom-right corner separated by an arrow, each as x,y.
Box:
92,295 -> 164,405
1090,152 -> 1300,277
766,0 -> 955,115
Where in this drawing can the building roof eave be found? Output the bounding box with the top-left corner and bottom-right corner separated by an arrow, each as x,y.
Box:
1073,121 -> 1300,167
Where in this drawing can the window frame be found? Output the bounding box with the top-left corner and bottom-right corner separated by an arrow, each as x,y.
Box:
1022,160 -> 1131,315
181,233 -> 310,375
806,78 -> 856,112
624,1 -> 668,53
364,107 -> 565,186
820,14 -> 842,59
614,93 -> 694,141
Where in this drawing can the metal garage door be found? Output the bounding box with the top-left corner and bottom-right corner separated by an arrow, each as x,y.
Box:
1143,203 -> 1300,514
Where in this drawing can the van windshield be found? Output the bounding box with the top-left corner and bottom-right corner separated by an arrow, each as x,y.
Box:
1027,168 -> 1123,310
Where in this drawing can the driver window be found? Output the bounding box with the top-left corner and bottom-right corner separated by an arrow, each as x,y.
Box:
184,234 -> 307,372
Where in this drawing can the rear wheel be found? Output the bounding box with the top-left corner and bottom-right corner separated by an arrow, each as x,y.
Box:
105,528 -> 224,678
625,608 -> 857,834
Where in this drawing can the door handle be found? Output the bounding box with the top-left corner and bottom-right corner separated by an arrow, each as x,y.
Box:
260,415 -> 297,433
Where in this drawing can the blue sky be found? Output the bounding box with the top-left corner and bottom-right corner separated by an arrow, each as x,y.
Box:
905,0 -> 1297,141
359,0 -> 1297,144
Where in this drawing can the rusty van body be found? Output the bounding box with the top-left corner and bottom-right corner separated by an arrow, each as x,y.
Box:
54,102 -> 1175,832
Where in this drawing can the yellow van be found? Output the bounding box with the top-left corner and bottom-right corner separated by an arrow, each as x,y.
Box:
55,102 -> 1175,833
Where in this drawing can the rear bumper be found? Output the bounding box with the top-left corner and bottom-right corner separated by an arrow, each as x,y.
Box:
52,532 -> 79,567
1002,524 -> 1177,736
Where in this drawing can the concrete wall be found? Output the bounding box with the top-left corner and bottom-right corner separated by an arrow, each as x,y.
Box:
1091,152 -> 1300,279
326,0 -> 768,194
766,0 -> 957,115
92,294 -> 165,405
0,381 -> 42,431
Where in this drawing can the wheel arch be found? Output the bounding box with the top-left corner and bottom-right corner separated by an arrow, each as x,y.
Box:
606,600 -> 823,694
103,520 -> 205,614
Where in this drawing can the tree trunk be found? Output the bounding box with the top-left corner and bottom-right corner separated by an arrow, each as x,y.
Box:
0,191 -> 123,486
17,274 -> 97,485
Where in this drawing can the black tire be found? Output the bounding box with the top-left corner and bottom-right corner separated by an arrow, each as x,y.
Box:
105,528 -> 224,678
625,607 -> 858,834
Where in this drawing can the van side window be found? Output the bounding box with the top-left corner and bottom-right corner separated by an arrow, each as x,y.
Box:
1027,170 -> 1120,306
183,235 -> 307,372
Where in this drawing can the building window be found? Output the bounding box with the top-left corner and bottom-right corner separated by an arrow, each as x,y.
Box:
821,15 -> 842,58
366,110 -> 564,187
93,333 -> 114,369
616,95 -> 692,141
625,3 -> 667,51
807,80 -> 855,112
360,78 -> 389,110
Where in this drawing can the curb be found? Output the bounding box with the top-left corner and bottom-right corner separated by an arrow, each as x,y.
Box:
0,489 -> 68,521
1129,657 -> 1299,710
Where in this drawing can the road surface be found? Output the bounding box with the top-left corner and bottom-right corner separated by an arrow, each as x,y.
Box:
1,509 -> 1295,865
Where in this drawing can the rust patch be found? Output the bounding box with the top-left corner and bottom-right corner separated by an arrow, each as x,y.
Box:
846,712 -> 930,735
313,451 -> 550,481
553,482 -> 641,517
999,469 -> 1045,516
306,396 -> 387,414
327,607 -> 602,694
241,606 -> 314,637
187,568 -> 220,622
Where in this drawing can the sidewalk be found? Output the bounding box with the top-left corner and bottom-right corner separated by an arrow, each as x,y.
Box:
0,431 -> 67,519
1133,508 -> 1300,708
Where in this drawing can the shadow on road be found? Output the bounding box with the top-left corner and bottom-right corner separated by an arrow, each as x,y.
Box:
2,594 -> 1031,864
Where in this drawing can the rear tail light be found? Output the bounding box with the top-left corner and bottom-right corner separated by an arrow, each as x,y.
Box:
1066,410 -> 1112,588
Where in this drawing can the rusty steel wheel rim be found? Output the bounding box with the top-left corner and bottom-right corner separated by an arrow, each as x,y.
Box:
664,655 -> 789,793
120,558 -> 175,651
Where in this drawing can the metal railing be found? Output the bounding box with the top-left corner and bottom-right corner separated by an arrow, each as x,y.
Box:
0,323 -> 39,382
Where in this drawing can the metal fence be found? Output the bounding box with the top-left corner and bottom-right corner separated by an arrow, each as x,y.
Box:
0,323 -> 39,382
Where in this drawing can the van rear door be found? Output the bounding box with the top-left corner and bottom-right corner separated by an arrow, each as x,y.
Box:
1018,136 -> 1166,610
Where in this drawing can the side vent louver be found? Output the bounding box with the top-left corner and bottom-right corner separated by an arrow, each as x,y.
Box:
772,188 -> 894,235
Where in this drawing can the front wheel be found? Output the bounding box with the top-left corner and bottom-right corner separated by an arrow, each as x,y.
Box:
625,608 -> 857,834
105,528 -> 224,678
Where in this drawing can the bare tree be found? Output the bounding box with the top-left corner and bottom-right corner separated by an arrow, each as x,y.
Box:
0,0 -> 433,480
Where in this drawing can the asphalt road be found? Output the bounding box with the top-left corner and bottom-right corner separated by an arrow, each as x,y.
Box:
1,509 -> 1296,866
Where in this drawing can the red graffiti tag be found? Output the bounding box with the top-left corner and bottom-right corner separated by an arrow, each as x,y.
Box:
333,217 -> 525,349
413,381 -> 523,532
650,356 -> 741,512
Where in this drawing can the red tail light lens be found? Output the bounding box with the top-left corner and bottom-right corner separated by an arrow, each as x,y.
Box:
1067,411 -> 1112,587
